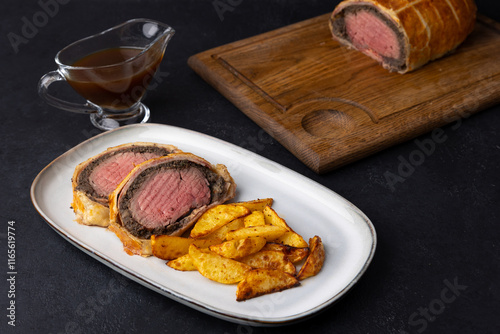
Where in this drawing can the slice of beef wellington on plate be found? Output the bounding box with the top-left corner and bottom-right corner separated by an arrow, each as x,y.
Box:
329,0 -> 477,73
71,142 -> 180,227
108,152 -> 237,256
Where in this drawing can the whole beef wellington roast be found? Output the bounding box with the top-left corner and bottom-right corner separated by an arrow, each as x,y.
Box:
72,142 -> 180,227
108,152 -> 237,256
329,0 -> 477,73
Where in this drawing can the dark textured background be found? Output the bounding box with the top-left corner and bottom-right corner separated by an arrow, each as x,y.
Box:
1,1 -> 499,333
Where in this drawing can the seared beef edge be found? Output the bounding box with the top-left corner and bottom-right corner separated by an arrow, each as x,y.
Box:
118,160 -> 227,239
75,146 -> 174,205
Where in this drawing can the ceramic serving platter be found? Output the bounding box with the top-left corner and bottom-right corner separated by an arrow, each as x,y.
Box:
30,123 -> 376,326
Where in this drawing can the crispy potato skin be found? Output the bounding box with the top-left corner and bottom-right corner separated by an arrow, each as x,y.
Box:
152,235 -> 223,260
236,269 -> 300,302
167,254 -> 197,271
297,236 -> 326,280
209,237 -> 267,259
189,245 -> 252,284
230,198 -> 273,212
225,225 -> 288,241
240,250 -> 296,275
261,243 -> 309,263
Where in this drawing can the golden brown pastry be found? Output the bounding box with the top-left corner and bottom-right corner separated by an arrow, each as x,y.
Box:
329,0 -> 477,73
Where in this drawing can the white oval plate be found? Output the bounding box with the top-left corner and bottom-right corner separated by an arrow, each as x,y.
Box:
31,123 -> 376,326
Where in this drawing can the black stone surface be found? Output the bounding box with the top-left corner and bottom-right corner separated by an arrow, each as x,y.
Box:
1,1 -> 499,333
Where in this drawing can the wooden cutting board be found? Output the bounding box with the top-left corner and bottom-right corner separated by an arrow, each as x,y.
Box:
188,13 -> 500,173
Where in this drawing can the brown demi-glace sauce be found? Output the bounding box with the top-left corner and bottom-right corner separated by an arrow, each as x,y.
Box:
67,47 -> 163,110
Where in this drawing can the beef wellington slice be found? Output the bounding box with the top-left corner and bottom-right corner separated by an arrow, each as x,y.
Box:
71,142 -> 180,227
108,152 -> 237,256
329,0 -> 477,73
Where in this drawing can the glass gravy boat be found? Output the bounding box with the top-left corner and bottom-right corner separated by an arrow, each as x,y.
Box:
38,19 -> 175,131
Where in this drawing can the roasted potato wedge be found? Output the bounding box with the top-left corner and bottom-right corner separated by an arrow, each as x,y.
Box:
209,237 -> 267,259
243,211 -> 266,227
201,217 -> 245,240
239,250 -> 296,275
236,268 -> 300,301
189,244 -> 252,284
230,198 -> 273,212
226,225 -> 288,242
151,235 -> 222,260
273,231 -> 308,248
162,198 -> 326,301
262,206 -> 307,247
152,235 -> 192,260
190,205 -> 250,239
263,205 -> 291,230
261,243 -> 309,263
297,236 -> 325,280
167,254 -> 197,271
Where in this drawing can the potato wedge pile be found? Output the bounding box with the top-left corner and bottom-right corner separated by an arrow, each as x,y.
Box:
151,198 -> 326,301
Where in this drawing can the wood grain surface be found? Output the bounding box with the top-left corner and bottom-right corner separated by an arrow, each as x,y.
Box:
188,13 -> 500,173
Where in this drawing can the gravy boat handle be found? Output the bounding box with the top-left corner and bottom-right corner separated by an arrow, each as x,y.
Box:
38,70 -> 98,114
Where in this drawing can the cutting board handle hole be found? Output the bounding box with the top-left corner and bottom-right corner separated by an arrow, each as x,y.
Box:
301,109 -> 356,138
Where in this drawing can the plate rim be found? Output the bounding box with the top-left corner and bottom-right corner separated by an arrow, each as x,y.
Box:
30,123 -> 377,326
